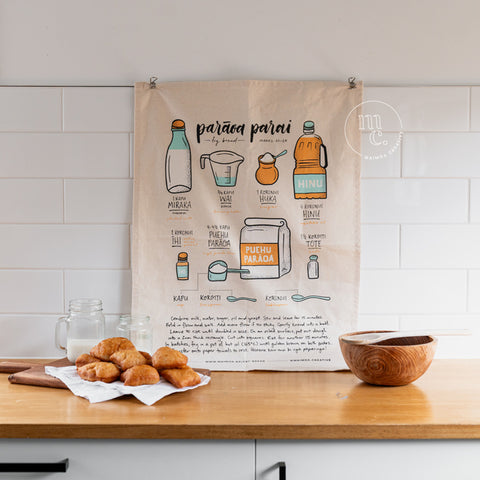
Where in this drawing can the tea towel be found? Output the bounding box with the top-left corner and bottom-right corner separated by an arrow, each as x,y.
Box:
133,80 -> 362,370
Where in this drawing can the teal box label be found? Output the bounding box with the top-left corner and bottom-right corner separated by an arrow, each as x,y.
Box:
176,265 -> 189,279
294,174 -> 326,194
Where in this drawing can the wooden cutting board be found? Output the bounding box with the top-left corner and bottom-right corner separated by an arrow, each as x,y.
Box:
0,359 -> 211,390
0,358 -> 72,389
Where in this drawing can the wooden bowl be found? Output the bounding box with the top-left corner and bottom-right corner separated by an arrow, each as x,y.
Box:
339,330 -> 437,386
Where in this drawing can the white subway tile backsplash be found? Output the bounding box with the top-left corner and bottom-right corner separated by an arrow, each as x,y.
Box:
65,179 -> 132,223
361,179 -> 468,223
360,132 -> 401,178
0,87 -> 61,132
0,271 -> 63,313
64,270 -> 132,314
470,179 -> 480,222
0,315 -> 60,358
0,133 -> 130,178
469,87 -> 480,131
365,87 -> 469,131
403,133 -> 480,177
0,179 -> 62,223
468,270 -> 480,312
63,87 -> 133,132
402,225 -> 480,268
361,225 -> 399,268
0,85 -> 478,359
0,225 -> 129,269
357,315 -> 400,332
359,269 -> 467,314
400,315 -> 480,359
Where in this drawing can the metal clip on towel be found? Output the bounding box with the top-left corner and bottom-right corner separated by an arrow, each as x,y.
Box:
149,76 -> 158,88
348,76 -> 357,89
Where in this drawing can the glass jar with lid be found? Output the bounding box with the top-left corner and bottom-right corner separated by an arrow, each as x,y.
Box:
117,314 -> 153,353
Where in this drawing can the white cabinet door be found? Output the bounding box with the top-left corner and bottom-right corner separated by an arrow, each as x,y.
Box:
0,439 -> 254,480
256,440 -> 480,480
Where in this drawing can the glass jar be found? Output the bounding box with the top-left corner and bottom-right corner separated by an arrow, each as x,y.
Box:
117,315 -> 153,353
55,298 -> 105,363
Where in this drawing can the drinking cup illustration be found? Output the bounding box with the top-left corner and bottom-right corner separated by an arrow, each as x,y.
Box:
239,218 -> 291,279
165,119 -> 192,193
255,149 -> 287,186
207,260 -> 249,281
200,150 -> 244,187
293,121 -> 328,199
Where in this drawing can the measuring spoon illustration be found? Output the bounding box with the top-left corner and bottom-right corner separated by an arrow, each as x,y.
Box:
226,296 -> 257,303
291,294 -> 331,302
208,260 -> 250,282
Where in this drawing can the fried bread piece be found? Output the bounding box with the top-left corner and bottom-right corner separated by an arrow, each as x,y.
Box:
139,351 -> 152,365
90,337 -> 135,361
75,353 -> 101,369
152,346 -> 188,370
77,361 -> 120,383
110,349 -> 147,371
160,366 -> 201,389
120,365 -> 160,386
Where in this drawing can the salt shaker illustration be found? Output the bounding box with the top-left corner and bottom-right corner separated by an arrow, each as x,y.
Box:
293,121 -> 328,199
165,119 -> 192,193
307,255 -> 319,279
176,252 -> 189,280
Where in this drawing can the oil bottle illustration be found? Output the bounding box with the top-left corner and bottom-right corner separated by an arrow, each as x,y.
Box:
255,150 -> 287,186
165,119 -> 192,193
293,121 -> 328,199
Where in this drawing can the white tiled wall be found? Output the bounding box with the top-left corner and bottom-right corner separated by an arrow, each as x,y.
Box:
1,85 -> 479,358
0,87 -> 133,357
361,86 -> 480,359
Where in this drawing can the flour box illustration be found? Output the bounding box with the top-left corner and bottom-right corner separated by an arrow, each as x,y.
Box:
239,218 -> 291,279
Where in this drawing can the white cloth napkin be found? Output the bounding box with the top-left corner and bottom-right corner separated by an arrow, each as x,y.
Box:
45,365 -> 210,406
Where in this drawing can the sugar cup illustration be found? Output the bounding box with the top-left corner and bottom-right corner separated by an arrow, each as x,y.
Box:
255,149 -> 287,186
200,150 -> 244,187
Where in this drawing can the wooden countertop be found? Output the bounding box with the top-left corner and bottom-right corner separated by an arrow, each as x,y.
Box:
0,359 -> 479,440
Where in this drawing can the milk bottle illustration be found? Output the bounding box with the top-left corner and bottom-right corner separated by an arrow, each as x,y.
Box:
293,121 -> 328,199
165,119 -> 192,193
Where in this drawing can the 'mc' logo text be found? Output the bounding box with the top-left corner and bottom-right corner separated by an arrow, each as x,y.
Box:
344,100 -> 403,160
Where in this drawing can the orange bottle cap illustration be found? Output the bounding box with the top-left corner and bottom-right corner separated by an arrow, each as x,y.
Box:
172,119 -> 185,129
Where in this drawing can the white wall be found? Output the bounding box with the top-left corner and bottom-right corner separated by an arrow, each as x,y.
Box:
2,0 -> 480,86
1,1 -> 480,358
